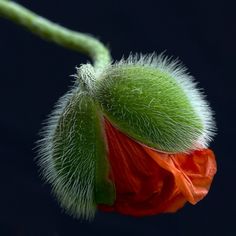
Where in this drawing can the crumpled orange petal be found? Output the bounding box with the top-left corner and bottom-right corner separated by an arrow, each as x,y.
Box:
98,119 -> 217,217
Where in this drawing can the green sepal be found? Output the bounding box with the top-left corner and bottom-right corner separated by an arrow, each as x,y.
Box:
95,64 -> 204,153
38,87 -> 115,220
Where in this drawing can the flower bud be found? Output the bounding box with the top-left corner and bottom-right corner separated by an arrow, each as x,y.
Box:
95,54 -> 215,153
37,54 -> 217,220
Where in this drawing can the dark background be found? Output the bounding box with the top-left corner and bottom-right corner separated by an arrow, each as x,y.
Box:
0,0 -> 235,235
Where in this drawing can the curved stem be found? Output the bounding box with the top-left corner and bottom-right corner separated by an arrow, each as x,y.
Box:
0,0 -> 111,70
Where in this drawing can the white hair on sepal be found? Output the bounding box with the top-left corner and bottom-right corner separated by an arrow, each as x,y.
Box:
111,52 -> 216,149
35,84 -> 77,178
72,62 -> 112,95
35,84 -> 97,220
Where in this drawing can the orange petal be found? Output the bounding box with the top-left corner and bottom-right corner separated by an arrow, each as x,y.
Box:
144,148 -> 217,205
98,119 -> 217,217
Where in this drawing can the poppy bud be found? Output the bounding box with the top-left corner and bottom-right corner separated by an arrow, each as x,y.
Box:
95,54 -> 215,153
37,54 -> 216,220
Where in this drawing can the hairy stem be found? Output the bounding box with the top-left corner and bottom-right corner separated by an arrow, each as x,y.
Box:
0,0 -> 111,70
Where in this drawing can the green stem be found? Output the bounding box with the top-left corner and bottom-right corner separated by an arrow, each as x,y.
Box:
0,0 -> 111,70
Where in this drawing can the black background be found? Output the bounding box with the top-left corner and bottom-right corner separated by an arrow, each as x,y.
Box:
0,0 -> 235,235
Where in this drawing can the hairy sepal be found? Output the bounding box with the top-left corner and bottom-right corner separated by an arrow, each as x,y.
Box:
37,86 -> 115,220
95,54 -> 215,153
